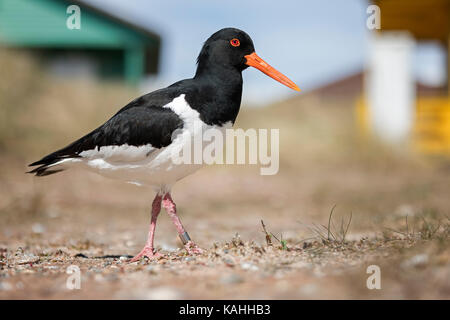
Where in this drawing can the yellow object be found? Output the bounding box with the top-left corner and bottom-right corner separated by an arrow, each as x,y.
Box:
356,97 -> 450,155
414,98 -> 450,154
355,96 -> 371,136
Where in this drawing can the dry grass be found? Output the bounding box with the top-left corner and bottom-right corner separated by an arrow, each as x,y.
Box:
0,48 -> 449,299
0,49 -> 137,158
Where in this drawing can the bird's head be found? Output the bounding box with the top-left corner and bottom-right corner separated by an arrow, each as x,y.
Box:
196,28 -> 300,92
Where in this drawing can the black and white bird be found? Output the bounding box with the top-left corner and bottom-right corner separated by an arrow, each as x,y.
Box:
28,28 -> 300,262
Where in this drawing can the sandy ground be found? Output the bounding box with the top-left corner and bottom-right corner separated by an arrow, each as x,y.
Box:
0,155 -> 449,299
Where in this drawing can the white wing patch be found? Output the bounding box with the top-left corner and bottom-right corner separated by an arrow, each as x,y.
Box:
66,94 -> 231,189
78,95 -> 193,164
79,144 -> 155,163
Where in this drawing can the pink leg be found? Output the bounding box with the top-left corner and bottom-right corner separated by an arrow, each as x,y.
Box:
162,193 -> 203,255
129,194 -> 163,262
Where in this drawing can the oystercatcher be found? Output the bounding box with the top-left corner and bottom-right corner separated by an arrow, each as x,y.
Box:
28,28 -> 299,261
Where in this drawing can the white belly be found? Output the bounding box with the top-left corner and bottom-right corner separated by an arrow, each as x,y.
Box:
81,121 -> 230,190
53,94 -> 232,192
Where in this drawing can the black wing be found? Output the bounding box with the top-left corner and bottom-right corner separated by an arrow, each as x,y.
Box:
28,85 -> 186,176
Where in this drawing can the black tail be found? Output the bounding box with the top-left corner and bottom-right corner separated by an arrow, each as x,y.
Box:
27,165 -> 65,176
28,148 -> 81,177
28,118 -> 105,177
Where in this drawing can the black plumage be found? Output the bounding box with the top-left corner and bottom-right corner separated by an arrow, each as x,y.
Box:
29,28 -> 254,177
28,93 -> 184,175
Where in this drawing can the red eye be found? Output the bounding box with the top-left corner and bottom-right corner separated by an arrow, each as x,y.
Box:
230,38 -> 240,47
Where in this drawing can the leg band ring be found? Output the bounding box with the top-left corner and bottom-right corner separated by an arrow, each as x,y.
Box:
179,232 -> 191,245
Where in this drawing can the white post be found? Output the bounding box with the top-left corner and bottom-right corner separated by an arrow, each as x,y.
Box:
366,32 -> 416,143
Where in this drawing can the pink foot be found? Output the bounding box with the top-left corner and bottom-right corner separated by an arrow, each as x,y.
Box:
129,247 -> 162,263
184,241 -> 204,255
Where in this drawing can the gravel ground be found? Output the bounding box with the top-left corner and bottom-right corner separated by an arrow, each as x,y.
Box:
1,162 -> 449,299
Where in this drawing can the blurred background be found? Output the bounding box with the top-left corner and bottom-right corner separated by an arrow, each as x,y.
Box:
0,0 -> 449,299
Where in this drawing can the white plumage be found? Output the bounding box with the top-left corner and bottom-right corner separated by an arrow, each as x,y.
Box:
45,94 -> 231,191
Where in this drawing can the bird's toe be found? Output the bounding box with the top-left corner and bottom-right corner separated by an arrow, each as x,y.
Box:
129,247 -> 162,263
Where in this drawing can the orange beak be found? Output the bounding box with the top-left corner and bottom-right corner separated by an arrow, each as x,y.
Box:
245,52 -> 300,92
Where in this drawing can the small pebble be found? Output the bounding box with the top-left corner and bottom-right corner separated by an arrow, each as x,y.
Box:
16,254 -> 40,265
125,240 -> 135,247
46,209 -> 60,218
105,274 -> 119,281
0,282 -> 13,291
241,262 -> 259,271
31,223 -> 46,234
161,243 -> 177,252
94,274 -> 104,282
222,258 -> 234,266
145,266 -> 157,275
220,273 -> 243,284
145,286 -> 183,300
401,254 -> 429,268
299,283 -> 319,296
43,265 -> 59,270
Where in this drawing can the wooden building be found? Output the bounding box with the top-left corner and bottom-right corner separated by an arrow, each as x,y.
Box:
0,0 -> 161,86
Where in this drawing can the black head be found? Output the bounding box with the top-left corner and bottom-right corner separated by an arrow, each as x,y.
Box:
196,28 -> 255,75
195,28 -> 300,91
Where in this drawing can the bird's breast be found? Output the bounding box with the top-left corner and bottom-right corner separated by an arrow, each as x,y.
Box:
81,94 -> 233,188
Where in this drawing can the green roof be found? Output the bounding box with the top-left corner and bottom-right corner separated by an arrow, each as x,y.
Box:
0,0 -> 160,47
0,0 -> 161,85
